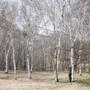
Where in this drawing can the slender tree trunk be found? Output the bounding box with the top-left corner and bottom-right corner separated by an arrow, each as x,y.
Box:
31,66 -> 33,73
54,49 -> 59,82
78,43 -> 82,76
31,58 -> 33,73
5,53 -> 8,73
24,49 -> 26,69
55,38 -> 60,82
79,64 -> 82,76
26,54 -> 31,79
26,38 -> 31,79
5,46 -> 10,74
56,58 -> 60,82
70,43 -> 74,82
54,61 -> 59,82
54,70 -> 59,82
31,43 -> 33,73
13,47 -> 17,80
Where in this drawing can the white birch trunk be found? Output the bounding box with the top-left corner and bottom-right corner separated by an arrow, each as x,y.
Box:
78,43 -> 82,76
31,53 -> 33,72
13,47 -> 17,80
31,62 -> 33,73
69,15 -> 75,82
5,53 -> 9,73
54,61 -> 59,82
55,38 -> 60,82
79,64 -> 82,76
31,41 -> 33,73
70,44 -> 74,82
54,49 -> 59,82
26,39 -> 31,79
5,46 -> 10,73
27,54 -> 31,79
56,58 -> 60,82
54,70 -> 59,82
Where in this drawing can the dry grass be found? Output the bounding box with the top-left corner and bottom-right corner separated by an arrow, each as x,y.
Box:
0,70 -> 90,90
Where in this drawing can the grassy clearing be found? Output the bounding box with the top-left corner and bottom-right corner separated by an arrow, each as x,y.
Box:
0,71 -> 90,90
76,79 -> 90,86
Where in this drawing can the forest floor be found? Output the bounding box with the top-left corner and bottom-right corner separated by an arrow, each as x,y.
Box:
0,71 -> 90,90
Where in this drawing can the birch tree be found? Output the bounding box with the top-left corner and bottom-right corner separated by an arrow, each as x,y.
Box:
20,0 -> 40,74
33,0 -> 66,82
77,0 -> 90,76
7,3 -> 17,79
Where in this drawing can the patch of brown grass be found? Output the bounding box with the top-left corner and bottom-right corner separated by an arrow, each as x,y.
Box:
0,71 -> 90,90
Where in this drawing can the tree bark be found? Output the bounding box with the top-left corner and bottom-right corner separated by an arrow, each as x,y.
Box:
54,49 -> 59,82
26,54 -> 31,79
5,46 -> 10,74
54,61 -> 59,82
55,38 -> 60,82
13,47 -> 17,80
31,42 -> 33,73
78,43 -> 82,76
70,44 -> 74,82
79,64 -> 82,76
5,53 -> 9,73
